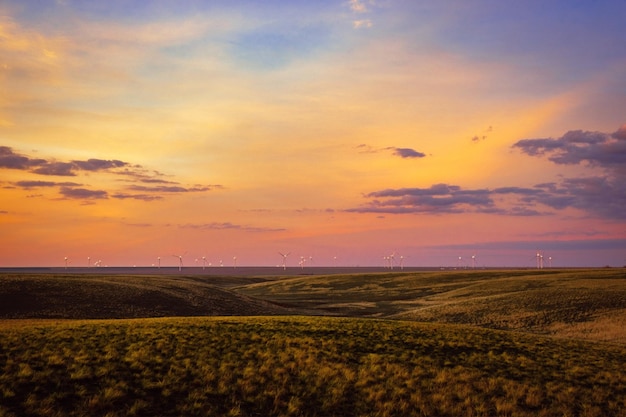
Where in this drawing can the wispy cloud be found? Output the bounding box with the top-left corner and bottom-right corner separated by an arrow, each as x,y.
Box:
0,146 -> 134,176
357,144 -> 426,159
127,185 -> 220,193
1,146 -> 222,202
59,186 -> 108,200
347,178 -> 626,219
427,238 -> 626,252
110,193 -> 163,201
353,19 -> 372,29
349,0 -> 375,29
13,180 -> 82,189
349,0 -> 369,13
179,222 -> 286,233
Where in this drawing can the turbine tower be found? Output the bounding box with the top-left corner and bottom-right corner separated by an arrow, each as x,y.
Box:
279,252 -> 290,270
535,251 -> 546,269
172,253 -> 185,272
64,256 -> 69,270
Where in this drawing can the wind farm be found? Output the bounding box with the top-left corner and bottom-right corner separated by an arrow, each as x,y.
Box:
1,0 -> 626,415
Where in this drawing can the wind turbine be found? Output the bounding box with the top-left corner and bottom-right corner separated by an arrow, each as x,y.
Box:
157,257 -> 161,269
172,252 -> 186,272
64,256 -> 69,270
233,256 -> 237,269
279,252 -> 290,270
536,251 -> 541,269
399,255 -> 404,270
87,256 -> 91,268
548,256 -> 553,268
201,256 -> 207,270
389,252 -> 396,270
471,254 -> 476,269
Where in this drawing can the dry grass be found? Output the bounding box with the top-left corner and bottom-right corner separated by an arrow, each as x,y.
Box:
0,273 -> 294,319
1,316 -> 625,416
239,268 -> 626,343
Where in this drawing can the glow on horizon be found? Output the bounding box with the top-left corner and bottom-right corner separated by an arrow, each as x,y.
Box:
1,1 -> 625,268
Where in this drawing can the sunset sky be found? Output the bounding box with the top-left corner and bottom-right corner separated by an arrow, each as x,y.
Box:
1,0 -> 625,268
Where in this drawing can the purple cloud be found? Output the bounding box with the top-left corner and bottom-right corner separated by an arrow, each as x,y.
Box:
390,147 -> 426,159
14,180 -> 82,189
2,146 -> 223,204
59,187 -> 108,199
111,193 -> 163,201
512,126 -> 626,168
72,159 -> 128,171
347,178 -> 626,219
0,146 -> 46,170
32,162 -> 77,176
357,144 -> 427,159
350,184 -> 496,214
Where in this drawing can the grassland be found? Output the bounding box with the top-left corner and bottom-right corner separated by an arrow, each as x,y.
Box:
237,268 -> 626,344
1,268 -> 625,416
0,274 -> 294,319
1,316 -> 626,417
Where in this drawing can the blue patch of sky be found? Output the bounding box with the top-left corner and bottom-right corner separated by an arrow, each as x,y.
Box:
229,23 -> 333,71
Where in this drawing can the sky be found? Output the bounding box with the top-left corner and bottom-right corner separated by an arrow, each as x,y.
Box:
1,0 -> 625,268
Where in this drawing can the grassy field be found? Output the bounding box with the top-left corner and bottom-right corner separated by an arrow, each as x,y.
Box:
1,316 -> 625,417
237,268 -> 626,343
1,268 -> 625,416
0,274 -> 294,319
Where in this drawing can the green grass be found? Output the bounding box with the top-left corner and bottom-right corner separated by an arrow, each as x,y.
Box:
1,316 -> 625,417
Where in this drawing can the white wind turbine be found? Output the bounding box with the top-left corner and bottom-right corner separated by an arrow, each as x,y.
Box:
172,252 -> 186,272
233,256 -> 237,269
87,257 -> 91,268
389,252 -> 396,270
399,255 -> 404,270
64,256 -> 69,270
471,254 -> 476,269
279,252 -> 290,270
201,256 -> 207,270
